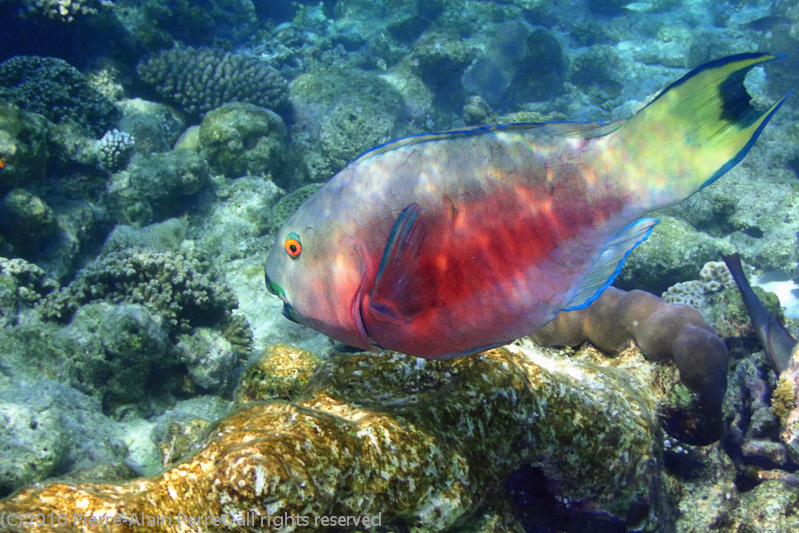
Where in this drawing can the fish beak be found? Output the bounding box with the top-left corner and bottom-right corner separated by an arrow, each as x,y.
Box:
281,302 -> 300,323
265,271 -> 300,323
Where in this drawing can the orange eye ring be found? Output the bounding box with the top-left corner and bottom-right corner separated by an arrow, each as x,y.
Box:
284,233 -> 302,258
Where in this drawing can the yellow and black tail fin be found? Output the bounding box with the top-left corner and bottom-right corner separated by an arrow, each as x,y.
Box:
619,53 -> 790,198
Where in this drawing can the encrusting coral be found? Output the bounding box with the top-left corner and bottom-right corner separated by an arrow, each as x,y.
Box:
0,343 -> 664,531
532,286 -> 729,445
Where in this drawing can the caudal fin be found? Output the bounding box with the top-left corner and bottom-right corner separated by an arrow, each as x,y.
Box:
618,53 -> 789,203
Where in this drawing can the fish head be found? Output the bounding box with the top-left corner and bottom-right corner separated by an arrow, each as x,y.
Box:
264,192 -> 372,350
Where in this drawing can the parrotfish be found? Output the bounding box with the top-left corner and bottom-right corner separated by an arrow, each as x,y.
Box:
265,54 -> 789,359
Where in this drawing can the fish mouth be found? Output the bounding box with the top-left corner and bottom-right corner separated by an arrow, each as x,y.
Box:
281,302 -> 300,324
265,271 -> 298,323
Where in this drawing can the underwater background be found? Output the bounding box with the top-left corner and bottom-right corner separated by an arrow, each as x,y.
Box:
0,0 -> 798,531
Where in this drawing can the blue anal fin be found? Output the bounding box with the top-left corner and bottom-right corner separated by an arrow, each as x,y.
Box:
563,217 -> 659,311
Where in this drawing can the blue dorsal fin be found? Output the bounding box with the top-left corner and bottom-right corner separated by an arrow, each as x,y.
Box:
352,121 -> 626,163
563,218 -> 659,311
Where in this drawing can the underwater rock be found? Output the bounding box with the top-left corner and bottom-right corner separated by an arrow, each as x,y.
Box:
0,102 -> 49,194
0,380 -> 127,498
617,216 -> 733,296
408,30 -> 475,91
117,98 -> 186,155
461,21 -> 531,107
199,103 -> 293,185
265,183 -> 323,236
137,46 -> 289,121
507,27 -> 568,102
289,67 -> 411,182
131,0 -> 257,50
0,188 -> 58,254
533,286 -> 729,445
776,345 -> 799,463
58,302 -> 179,413
176,327 -> 241,393
568,46 -> 625,105
0,56 -> 119,135
0,256 -> 58,327
729,479 -> 799,531
191,175 -> 282,266
104,148 -> 210,226
0,344 -> 664,530
100,218 -> 190,256
234,342 -> 321,403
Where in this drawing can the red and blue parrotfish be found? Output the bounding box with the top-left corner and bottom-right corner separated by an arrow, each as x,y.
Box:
265,53 -> 790,359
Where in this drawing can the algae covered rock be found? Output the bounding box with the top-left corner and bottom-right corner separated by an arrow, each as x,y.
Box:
0,102 -> 49,193
617,216 -> 732,296
290,67 -> 412,182
59,302 -> 178,412
234,342 -> 321,402
199,102 -> 293,184
105,148 -> 210,226
0,380 -> 128,497
0,188 -> 58,254
0,343 -> 664,531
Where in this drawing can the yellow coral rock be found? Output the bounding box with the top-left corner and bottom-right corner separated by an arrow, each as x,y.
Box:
0,345 -> 662,532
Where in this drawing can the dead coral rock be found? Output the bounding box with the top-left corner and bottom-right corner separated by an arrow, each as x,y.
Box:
234,342 -> 321,403
0,344 -> 664,531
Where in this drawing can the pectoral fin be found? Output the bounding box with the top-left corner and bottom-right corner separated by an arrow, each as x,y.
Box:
369,204 -> 436,323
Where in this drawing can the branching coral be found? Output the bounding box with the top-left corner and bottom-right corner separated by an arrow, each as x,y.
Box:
0,56 -> 119,135
38,249 -> 238,336
137,46 -> 289,120
532,286 -> 729,445
95,128 -> 136,172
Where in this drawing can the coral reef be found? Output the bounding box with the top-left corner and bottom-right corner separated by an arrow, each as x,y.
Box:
104,148 -> 210,226
13,0 -> 113,23
38,248 -> 238,336
0,102 -> 49,193
532,286 -> 729,445
0,379 -> 127,497
0,56 -> 119,135
95,129 -> 136,172
0,256 -> 57,327
265,183 -> 323,235
0,343 -> 664,531
198,103 -> 294,184
137,47 -> 289,121
661,259 -> 733,307
0,188 -> 58,254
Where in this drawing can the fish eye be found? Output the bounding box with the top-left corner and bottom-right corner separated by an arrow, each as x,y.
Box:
284,232 -> 302,258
